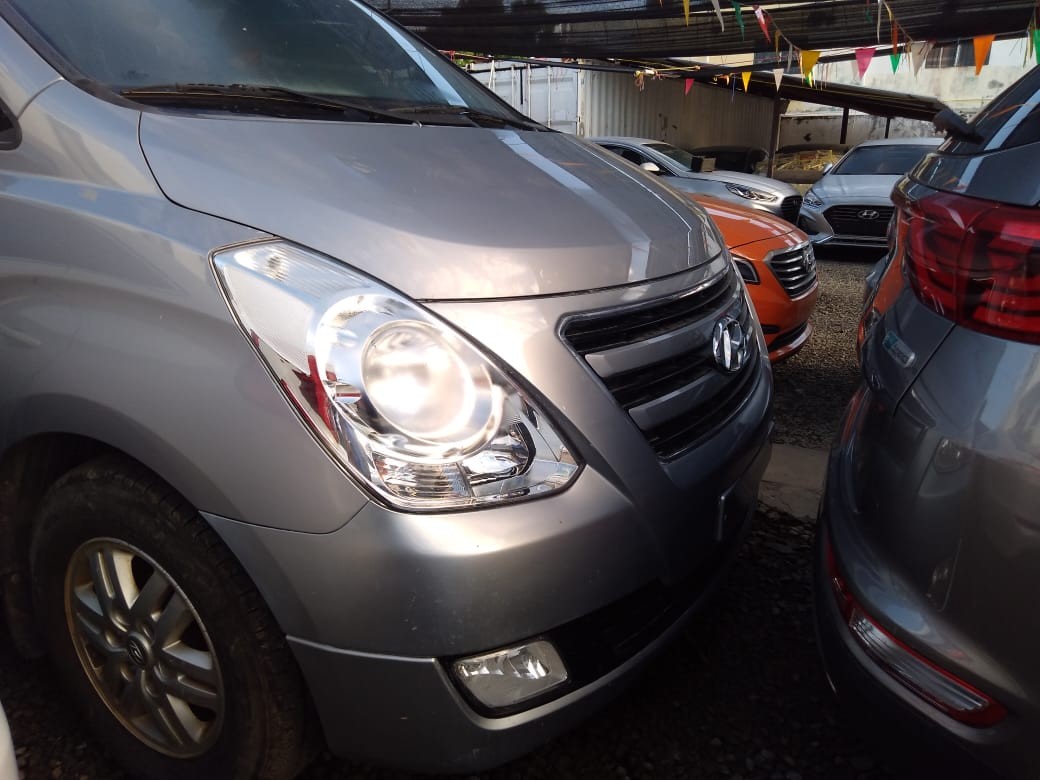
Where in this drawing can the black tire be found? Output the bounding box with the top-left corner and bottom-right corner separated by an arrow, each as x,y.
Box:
30,455 -> 316,779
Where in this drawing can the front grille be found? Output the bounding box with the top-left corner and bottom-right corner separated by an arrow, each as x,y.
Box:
562,267 -> 760,461
780,195 -> 803,223
768,245 -> 818,298
824,204 -> 894,237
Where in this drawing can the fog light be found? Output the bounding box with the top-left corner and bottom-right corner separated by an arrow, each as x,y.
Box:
453,640 -> 568,709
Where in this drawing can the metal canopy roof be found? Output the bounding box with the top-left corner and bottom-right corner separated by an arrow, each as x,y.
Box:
369,0 -> 1038,59
692,69 -> 949,120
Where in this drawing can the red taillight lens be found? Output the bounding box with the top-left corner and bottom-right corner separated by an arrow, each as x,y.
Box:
901,189 -> 1040,344
825,537 -> 1008,728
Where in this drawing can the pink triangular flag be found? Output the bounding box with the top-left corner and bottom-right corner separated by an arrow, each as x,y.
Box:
684,78 -> 694,95
855,47 -> 875,79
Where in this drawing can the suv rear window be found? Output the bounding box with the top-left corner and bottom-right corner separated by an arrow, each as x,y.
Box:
944,69 -> 1040,154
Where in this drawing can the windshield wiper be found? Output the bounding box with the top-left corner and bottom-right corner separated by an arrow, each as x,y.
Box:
119,84 -> 418,125
385,104 -> 547,131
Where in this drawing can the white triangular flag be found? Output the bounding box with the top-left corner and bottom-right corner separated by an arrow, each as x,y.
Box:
711,0 -> 725,31
773,68 -> 784,91
910,41 -> 934,76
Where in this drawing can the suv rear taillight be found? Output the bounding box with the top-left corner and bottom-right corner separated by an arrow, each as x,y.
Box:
898,188 -> 1040,344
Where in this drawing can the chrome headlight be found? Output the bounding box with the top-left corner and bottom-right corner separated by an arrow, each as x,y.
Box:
803,189 -> 824,208
213,241 -> 579,511
725,183 -> 779,202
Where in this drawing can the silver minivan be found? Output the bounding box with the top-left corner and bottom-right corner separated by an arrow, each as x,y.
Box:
0,2 -> 772,777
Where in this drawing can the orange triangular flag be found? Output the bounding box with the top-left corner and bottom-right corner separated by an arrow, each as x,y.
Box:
741,71 -> 752,91
974,34 -> 995,75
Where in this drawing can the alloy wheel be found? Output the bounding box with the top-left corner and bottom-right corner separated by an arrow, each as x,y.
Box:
64,538 -> 224,757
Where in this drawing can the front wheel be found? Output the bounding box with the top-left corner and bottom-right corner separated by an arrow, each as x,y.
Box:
31,456 -> 315,779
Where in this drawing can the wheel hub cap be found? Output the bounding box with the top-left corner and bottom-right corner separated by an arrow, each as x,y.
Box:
64,538 -> 225,758
125,634 -> 151,668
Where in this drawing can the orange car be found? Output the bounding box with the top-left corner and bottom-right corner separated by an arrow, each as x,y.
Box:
692,194 -> 819,362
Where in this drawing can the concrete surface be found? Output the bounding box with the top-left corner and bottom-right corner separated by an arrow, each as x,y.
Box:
760,443 -> 829,519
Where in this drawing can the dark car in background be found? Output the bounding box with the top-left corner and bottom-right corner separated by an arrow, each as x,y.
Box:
686,145 -> 768,174
816,66 -> 1040,778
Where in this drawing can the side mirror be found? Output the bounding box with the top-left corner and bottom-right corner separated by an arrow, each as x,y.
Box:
640,161 -> 662,174
822,163 -> 834,174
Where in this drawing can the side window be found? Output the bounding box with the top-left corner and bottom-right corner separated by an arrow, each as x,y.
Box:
0,100 -> 20,150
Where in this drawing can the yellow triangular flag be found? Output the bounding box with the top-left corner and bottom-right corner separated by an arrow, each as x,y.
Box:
741,71 -> 752,91
800,50 -> 820,79
682,0 -> 690,25
974,34 -> 995,75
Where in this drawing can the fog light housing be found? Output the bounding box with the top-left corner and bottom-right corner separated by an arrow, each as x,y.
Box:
453,640 -> 568,710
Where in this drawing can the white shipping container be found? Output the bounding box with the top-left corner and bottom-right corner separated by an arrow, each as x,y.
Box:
470,62 -> 776,150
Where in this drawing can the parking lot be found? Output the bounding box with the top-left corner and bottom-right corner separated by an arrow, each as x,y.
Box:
2,256 -> 899,780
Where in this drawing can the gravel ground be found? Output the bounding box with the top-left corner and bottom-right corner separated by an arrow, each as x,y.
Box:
772,252 -> 879,450
2,252 -> 897,780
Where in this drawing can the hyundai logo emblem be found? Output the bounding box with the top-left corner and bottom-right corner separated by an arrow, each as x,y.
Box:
127,637 -> 147,667
712,317 -> 748,373
858,209 -> 881,220
802,248 -> 816,274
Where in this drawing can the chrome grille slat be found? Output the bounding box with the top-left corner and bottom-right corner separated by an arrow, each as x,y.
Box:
768,245 -> 818,299
562,268 -> 760,460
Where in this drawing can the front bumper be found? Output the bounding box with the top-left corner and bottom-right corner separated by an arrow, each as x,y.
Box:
209,428 -> 771,772
291,438 -> 769,772
797,204 -> 888,249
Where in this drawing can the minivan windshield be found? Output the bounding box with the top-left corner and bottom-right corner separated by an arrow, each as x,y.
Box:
6,0 -> 525,122
831,145 -> 935,175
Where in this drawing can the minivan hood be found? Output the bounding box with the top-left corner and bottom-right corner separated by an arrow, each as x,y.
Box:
814,174 -> 902,199
139,114 -> 719,300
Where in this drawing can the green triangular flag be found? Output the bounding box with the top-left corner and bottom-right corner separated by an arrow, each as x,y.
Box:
1034,26 -> 1040,65
890,48 -> 902,73
732,1 -> 745,40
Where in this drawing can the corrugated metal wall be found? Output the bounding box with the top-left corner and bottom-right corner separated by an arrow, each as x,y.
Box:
581,70 -> 775,149
470,64 -> 776,149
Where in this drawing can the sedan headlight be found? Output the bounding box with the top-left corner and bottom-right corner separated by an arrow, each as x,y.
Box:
803,189 -> 824,208
725,182 -> 779,202
213,241 -> 579,511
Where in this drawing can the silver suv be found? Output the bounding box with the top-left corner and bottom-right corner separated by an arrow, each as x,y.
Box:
0,2 -> 772,778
